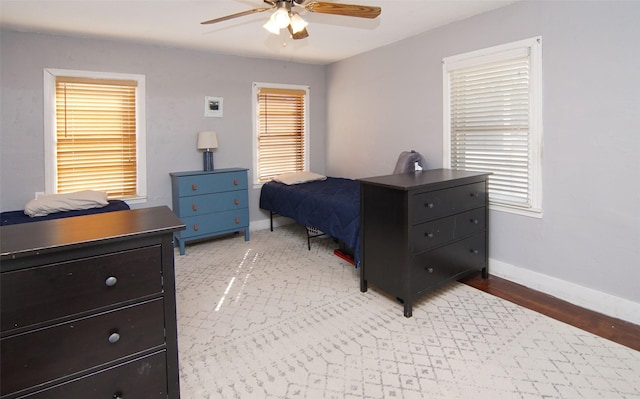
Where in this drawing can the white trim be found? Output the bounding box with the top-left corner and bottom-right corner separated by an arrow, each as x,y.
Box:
489,258 -> 640,326
43,68 -> 147,201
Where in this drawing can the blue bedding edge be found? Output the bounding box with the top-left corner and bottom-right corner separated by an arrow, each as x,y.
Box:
259,177 -> 361,266
1,200 -> 130,226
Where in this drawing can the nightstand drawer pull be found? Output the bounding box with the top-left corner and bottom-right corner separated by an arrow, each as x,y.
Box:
470,218 -> 479,224
233,179 -> 239,186
425,202 -> 434,208
193,224 -> 199,231
108,332 -> 120,344
113,392 -> 124,399
192,204 -> 198,211
425,267 -> 434,273
191,184 -> 197,191
105,276 -> 118,287
424,232 -> 434,238
235,217 -> 240,224
234,198 -> 239,205
470,249 -> 479,254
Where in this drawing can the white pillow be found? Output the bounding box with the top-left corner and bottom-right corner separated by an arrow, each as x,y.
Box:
24,190 -> 109,217
272,171 -> 327,185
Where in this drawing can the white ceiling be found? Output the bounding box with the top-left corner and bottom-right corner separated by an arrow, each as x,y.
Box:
0,0 -> 516,64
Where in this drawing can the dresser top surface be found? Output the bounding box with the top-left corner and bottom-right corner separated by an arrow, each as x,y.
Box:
1,206 -> 185,262
170,167 -> 247,178
358,169 -> 490,191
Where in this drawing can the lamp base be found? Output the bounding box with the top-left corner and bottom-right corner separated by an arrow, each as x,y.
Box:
203,151 -> 214,171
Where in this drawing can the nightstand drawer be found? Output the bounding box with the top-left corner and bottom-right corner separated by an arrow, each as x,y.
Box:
174,171 -> 247,196
1,299 -> 165,396
412,208 -> 486,253
179,208 -> 249,239
412,234 -> 486,294
1,246 -> 162,334
21,351 -> 168,399
175,190 -> 248,216
411,182 -> 485,222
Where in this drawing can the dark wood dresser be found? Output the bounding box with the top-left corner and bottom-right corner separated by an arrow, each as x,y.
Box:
358,169 -> 490,317
0,206 -> 185,399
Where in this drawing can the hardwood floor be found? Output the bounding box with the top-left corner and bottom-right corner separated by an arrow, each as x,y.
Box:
460,272 -> 640,351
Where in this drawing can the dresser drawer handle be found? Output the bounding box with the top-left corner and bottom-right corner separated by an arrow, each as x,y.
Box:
193,224 -> 199,231
470,219 -> 479,224
192,204 -> 198,211
113,392 -> 123,399
235,217 -> 240,224
191,184 -> 197,191
108,332 -> 120,344
425,202 -> 434,208
425,267 -> 434,273
105,276 -> 118,287
470,249 -> 479,254
233,179 -> 239,186
234,198 -> 239,205
424,232 -> 434,238
470,192 -> 479,197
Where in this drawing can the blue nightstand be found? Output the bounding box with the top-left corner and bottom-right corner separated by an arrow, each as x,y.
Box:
170,168 -> 249,255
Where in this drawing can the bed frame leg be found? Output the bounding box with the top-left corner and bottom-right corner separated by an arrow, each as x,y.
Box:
270,211 -> 274,232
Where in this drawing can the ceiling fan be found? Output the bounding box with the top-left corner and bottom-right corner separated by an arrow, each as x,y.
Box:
201,0 -> 382,40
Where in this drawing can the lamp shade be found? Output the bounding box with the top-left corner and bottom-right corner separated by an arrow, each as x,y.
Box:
197,131 -> 218,150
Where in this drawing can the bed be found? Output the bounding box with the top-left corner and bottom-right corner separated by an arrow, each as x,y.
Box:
259,177 -> 361,266
1,200 -> 130,226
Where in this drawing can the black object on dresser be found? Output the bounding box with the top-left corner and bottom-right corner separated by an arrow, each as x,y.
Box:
0,206 -> 185,399
358,169 -> 490,317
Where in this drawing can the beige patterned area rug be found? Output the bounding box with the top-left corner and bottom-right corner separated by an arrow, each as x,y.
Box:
175,224 -> 640,399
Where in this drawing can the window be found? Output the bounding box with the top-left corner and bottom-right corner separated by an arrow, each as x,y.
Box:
443,37 -> 542,217
44,69 -> 146,201
252,83 -> 309,185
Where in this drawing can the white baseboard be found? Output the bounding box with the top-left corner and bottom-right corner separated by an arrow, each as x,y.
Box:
249,216 -> 295,232
489,258 -> 640,326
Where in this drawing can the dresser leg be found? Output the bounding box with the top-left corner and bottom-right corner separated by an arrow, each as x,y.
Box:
179,240 -> 186,256
481,267 -> 488,279
404,303 -> 413,318
360,278 -> 367,292
244,229 -> 250,241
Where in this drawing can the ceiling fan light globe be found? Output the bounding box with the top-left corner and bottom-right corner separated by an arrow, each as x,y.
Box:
289,13 -> 308,34
271,8 -> 290,29
263,19 -> 281,34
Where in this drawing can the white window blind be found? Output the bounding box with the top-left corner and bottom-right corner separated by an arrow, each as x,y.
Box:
55,77 -> 138,198
444,37 -> 542,216
255,86 -> 308,183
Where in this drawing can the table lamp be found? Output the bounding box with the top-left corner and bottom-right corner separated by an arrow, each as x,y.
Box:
197,131 -> 218,171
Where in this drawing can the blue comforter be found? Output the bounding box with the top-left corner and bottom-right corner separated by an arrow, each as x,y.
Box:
259,177 -> 360,265
0,200 -> 130,226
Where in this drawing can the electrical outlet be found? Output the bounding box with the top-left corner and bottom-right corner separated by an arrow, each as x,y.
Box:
35,192 -> 45,199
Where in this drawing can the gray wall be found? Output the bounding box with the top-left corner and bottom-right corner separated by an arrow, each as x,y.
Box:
326,1 -> 640,306
0,31 -> 326,221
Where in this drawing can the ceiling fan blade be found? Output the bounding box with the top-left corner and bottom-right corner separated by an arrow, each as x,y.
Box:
287,25 -> 309,40
201,7 -> 273,25
304,1 -> 381,19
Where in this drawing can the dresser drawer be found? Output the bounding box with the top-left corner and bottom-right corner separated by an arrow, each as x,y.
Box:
17,351 -> 167,399
1,246 -> 162,334
179,208 -> 249,239
412,208 -> 486,253
1,299 -> 165,396
411,182 -> 486,222
175,190 -> 248,217
174,171 -> 247,196
412,234 -> 486,295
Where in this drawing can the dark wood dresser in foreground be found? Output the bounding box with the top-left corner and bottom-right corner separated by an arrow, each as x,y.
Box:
359,169 -> 490,317
0,206 -> 185,399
